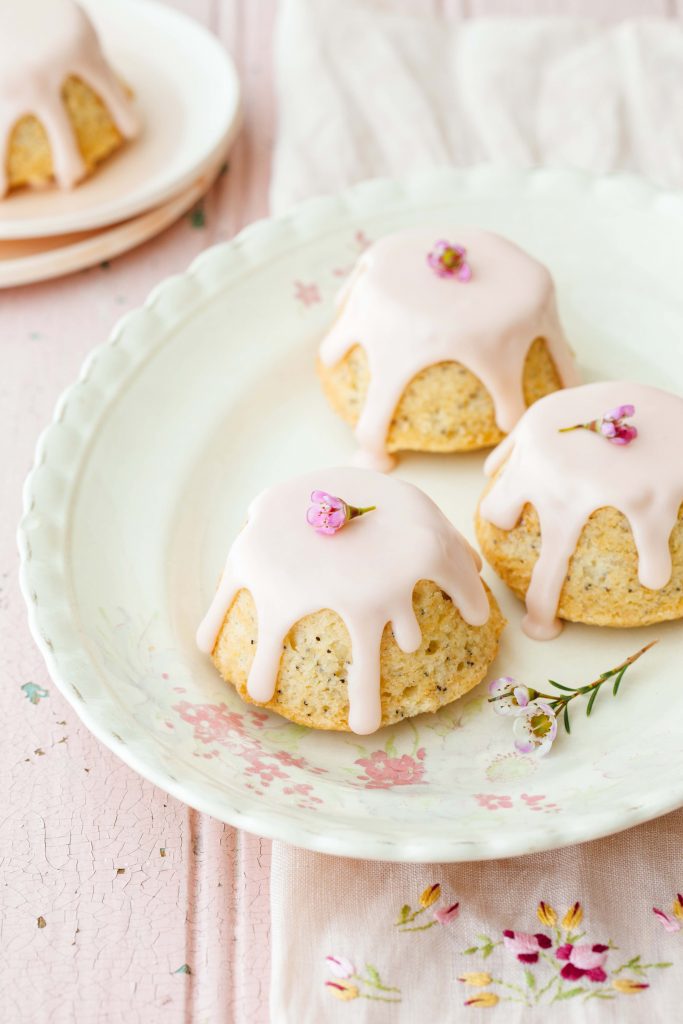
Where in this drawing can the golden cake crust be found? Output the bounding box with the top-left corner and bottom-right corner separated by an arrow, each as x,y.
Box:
318,336 -> 563,454
476,476 -> 683,627
7,75 -> 125,191
211,579 -> 506,730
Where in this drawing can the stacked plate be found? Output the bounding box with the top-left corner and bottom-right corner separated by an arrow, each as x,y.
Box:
0,0 -> 241,287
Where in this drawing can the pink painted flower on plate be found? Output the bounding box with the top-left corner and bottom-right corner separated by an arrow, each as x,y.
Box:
434,901 -> 460,925
354,749 -> 426,789
427,240 -> 472,281
513,700 -> 558,757
325,955 -> 355,978
556,942 -> 609,982
502,930 -> 552,964
173,701 -> 246,744
488,676 -> 533,716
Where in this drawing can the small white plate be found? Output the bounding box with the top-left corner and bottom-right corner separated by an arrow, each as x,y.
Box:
0,0 -> 241,240
18,167 -> 683,862
0,161 -> 225,288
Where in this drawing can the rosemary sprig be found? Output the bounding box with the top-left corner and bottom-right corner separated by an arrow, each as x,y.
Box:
489,641 -> 657,735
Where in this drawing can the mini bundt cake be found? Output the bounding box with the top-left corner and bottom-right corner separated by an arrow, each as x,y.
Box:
197,467 -> 505,734
0,0 -> 140,197
318,227 -> 579,471
475,381 -> 683,639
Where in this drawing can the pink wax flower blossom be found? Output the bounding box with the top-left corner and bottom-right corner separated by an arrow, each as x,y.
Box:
434,901 -> 460,925
325,955 -> 355,978
513,700 -> 558,757
306,490 -> 376,535
559,404 -> 637,446
502,930 -> 552,964
488,676 -> 533,716
556,943 -> 609,983
427,240 -> 472,281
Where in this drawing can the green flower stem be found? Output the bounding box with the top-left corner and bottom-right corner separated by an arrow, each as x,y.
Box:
397,920 -> 437,933
349,504 -> 376,519
354,974 -> 401,993
361,994 -> 402,1003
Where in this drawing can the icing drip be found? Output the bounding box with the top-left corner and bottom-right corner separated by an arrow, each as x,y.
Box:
197,467 -> 490,735
479,381 -> 683,640
319,227 -> 579,470
0,0 -> 140,196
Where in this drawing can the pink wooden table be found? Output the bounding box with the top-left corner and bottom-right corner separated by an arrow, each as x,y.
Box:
2,2 -> 680,1021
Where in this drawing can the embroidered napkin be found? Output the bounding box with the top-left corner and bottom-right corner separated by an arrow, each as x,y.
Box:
269,2 -> 683,1020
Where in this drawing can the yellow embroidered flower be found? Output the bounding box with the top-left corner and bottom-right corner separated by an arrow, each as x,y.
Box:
537,901 -> 557,927
458,972 -> 492,987
673,894 -> 683,921
464,992 -> 499,1007
612,979 -> 649,994
419,883 -> 441,908
325,980 -> 359,1001
562,901 -> 583,929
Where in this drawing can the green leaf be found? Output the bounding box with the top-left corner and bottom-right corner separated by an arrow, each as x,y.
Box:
586,685 -> 600,716
396,904 -> 412,925
612,666 -> 627,696
555,986 -> 585,1000
462,946 -> 479,955
548,679 -> 575,692
524,970 -> 536,989
563,704 -> 571,734
365,964 -> 381,985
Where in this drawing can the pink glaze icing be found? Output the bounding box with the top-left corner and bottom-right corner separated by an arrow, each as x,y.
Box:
319,227 -> 580,472
0,0 -> 140,197
197,467 -> 491,735
479,381 -> 683,640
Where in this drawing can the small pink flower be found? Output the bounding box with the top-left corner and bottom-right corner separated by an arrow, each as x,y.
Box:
325,955 -> 355,978
488,676 -> 533,716
434,902 -> 460,925
354,750 -> 426,789
306,490 -> 376,535
513,700 -> 558,757
427,240 -> 472,281
559,404 -> 637,446
653,907 -> 682,932
502,930 -> 552,964
556,943 -> 609,983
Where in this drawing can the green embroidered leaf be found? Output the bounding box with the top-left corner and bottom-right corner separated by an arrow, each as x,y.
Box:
396,904 -> 412,925
555,986 -> 585,1000
654,962 -> 674,969
462,946 -> 479,955
365,964 -> 381,986
482,943 -> 495,959
524,970 -> 536,989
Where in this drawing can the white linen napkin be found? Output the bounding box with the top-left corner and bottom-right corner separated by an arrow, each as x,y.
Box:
269,3 -> 683,1020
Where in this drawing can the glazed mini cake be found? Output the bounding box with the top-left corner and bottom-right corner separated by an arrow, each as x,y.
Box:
475,381 -> 683,639
318,227 -> 579,471
197,467 -> 505,735
0,0 -> 140,197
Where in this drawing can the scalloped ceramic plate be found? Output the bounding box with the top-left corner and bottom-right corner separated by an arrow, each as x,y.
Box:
19,167 -> 683,862
0,0 -> 241,240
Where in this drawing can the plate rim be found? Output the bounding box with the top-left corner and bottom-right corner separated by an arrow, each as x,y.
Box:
0,0 -> 242,240
17,164 -> 683,862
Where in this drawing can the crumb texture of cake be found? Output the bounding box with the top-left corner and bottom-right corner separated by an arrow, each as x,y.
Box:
318,227 -> 579,470
476,381 -> 683,639
197,467 -> 504,734
0,0 -> 140,197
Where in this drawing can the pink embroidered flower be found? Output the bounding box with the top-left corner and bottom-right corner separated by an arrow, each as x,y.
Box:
502,930 -> 552,964
559,404 -> 637,446
488,676 -> 533,716
306,490 -> 376,535
325,955 -> 355,978
434,901 -> 460,925
354,749 -> 426,789
556,942 -> 609,982
653,907 -> 682,932
513,700 -> 558,757
427,240 -> 472,281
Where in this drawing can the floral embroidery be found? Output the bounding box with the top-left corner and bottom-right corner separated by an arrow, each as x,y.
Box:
293,280 -> 321,307
653,894 -> 683,933
459,900 -> 670,1007
21,682 -> 49,704
395,883 -> 459,932
354,747 -> 426,789
323,956 -> 400,1004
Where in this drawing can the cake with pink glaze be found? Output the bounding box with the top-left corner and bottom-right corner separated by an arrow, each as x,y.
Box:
476,381 -> 683,639
318,227 -> 579,472
197,467 -> 505,735
0,0 -> 139,197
